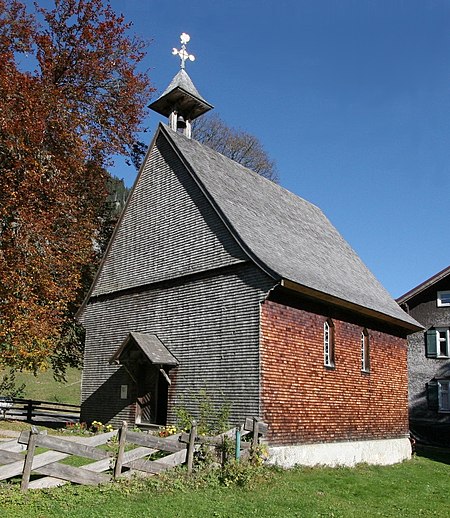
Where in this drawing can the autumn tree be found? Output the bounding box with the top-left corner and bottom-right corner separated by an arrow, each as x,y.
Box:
192,113 -> 279,183
0,0 -> 153,373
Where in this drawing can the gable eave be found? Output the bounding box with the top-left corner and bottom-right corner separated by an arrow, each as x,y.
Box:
396,265 -> 450,305
76,127 -> 165,320
281,279 -> 423,333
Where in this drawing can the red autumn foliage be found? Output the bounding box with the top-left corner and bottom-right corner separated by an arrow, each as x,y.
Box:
0,0 -> 153,371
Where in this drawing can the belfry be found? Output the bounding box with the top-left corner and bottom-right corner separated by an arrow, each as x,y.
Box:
149,33 -> 213,138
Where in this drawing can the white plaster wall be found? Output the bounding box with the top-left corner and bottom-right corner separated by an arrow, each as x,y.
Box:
268,437 -> 411,468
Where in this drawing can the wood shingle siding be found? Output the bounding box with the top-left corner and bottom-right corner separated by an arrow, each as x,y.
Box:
82,263 -> 274,427
260,300 -> 409,446
92,135 -> 248,297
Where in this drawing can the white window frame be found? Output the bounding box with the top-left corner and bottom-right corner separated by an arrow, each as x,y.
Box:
437,291 -> 450,307
438,380 -> 450,412
436,328 -> 450,358
324,320 -> 335,368
361,329 -> 370,373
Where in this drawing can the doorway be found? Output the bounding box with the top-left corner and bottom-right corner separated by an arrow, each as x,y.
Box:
135,362 -> 169,425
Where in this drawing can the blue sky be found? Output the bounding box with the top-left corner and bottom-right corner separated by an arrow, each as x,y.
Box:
25,0 -> 450,298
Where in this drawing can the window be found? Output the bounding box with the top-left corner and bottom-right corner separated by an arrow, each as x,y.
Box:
437,291 -> 450,307
361,329 -> 370,372
425,328 -> 450,358
324,319 -> 335,368
439,381 -> 450,412
427,380 -> 450,412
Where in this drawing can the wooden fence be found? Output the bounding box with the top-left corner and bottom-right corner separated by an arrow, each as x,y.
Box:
0,397 -> 80,423
0,418 -> 267,491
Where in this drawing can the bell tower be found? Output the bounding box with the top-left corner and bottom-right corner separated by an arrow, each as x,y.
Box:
149,33 -> 213,138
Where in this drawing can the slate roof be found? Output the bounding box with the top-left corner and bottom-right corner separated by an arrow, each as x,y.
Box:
110,332 -> 179,366
397,265 -> 450,304
159,124 -> 420,331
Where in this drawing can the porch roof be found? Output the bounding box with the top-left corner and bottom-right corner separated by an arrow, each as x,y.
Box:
109,332 -> 179,367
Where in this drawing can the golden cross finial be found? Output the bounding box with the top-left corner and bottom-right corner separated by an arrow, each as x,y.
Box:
172,33 -> 195,69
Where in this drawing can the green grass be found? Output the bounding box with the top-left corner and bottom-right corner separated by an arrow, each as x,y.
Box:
1,368 -> 81,405
0,451 -> 449,517
0,420 -> 81,434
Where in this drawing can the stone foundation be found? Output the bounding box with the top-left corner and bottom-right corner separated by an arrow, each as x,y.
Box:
268,437 -> 411,468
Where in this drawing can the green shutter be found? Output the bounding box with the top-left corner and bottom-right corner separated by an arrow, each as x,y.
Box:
425,329 -> 438,358
427,380 -> 439,411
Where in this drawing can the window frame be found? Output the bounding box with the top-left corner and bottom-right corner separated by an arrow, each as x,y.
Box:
361,329 -> 370,373
323,319 -> 335,369
436,328 -> 450,358
438,380 -> 450,413
426,328 -> 450,358
437,291 -> 450,307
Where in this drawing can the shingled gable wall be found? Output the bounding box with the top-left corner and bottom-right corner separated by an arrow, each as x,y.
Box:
80,132 -> 275,426
260,298 -> 409,448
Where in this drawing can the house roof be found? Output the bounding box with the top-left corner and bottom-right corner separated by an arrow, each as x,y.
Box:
397,265 -> 450,305
109,332 -> 179,367
149,69 -> 213,120
159,124 -> 420,331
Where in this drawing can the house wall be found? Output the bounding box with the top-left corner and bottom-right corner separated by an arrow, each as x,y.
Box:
260,299 -> 409,446
81,263 -> 274,427
403,276 -> 450,440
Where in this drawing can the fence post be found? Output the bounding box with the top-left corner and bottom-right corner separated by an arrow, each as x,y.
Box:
113,421 -> 128,479
251,418 -> 260,461
221,434 -> 227,467
235,425 -> 241,461
21,426 -> 39,492
26,400 -> 33,421
186,420 -> 197,475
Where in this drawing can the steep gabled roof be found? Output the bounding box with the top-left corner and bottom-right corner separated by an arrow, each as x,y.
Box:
159,124 -> 420,331
397,265 -> 450,304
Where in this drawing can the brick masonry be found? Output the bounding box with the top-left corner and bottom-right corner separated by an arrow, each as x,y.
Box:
260,299 -> 409,445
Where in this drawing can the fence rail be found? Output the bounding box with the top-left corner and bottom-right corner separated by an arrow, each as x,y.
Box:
0,397 -> 80,423
0,417 -> 267,491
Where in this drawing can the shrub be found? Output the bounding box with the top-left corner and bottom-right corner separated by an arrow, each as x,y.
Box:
0,369 -> 25,398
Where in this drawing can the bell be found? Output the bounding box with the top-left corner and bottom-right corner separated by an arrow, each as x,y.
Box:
177,115 -> 187,130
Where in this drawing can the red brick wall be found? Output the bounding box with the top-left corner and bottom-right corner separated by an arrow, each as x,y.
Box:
260,300 -> 409,445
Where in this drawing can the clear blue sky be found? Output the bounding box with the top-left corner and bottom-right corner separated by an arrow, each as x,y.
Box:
28,1 -> 450,298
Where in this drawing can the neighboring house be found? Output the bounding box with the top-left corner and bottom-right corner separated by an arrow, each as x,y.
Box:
397,266 -> 450,445
78,57 -> 421,466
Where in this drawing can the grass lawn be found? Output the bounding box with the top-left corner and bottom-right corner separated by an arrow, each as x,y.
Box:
0,448 -> 449,518
0,367 -> 81,405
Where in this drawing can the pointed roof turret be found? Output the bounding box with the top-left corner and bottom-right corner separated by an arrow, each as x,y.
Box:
149,68 -> 213,120
149,33 -> 213,138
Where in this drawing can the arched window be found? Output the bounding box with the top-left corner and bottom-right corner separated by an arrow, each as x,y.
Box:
361,329 -> 370,372
324,319 -> 335,368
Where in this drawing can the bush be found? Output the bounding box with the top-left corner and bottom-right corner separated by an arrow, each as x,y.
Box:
174,389 -> 231,436
0,369 -> 25,398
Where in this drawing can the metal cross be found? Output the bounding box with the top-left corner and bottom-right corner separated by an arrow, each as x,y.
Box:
172,33 -> 195,69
